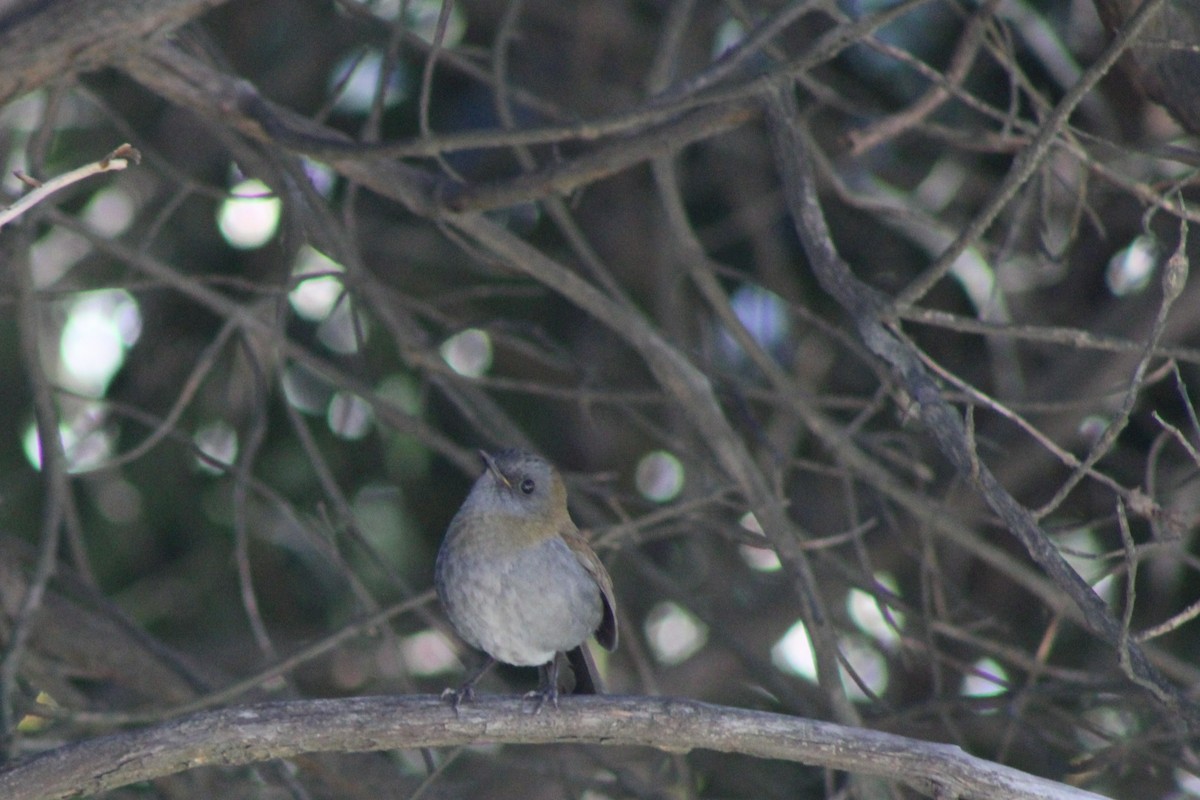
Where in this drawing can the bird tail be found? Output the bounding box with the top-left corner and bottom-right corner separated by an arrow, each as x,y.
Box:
566,645 -> 605,694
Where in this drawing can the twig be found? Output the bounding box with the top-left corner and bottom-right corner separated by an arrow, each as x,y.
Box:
1034,213 -> 1189,519
1151,411 -> 1200,467
0,144 -> 140,229
1137,596 -> 1200,643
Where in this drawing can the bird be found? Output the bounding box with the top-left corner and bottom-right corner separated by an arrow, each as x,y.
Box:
434,448 -> 617,712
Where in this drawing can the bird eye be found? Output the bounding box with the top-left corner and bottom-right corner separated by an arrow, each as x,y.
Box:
520,478 -> 535,494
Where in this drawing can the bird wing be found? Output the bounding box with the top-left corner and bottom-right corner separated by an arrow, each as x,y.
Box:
560,525 -> 618,651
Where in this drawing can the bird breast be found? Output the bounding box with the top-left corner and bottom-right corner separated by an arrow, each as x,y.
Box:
436,530 -> 603,666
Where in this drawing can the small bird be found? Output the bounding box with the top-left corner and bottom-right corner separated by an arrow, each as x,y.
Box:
435,449 -> 617,711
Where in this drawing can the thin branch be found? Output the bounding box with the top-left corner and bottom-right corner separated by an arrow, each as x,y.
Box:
900,306 -> 1200,367
847,0 -> 1002,154
1137,596 -> 1200,643
0,227 -> 69,755
0,144 -> 140,229
896,0 -> 1173,306
1034,213 -> 1189,519
761,82 -> 1191,721
438,101 -> 757,212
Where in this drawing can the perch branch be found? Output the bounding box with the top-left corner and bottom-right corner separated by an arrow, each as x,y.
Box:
0,695 -> 1110,800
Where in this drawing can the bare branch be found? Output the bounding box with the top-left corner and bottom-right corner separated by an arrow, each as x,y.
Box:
0,0 -> 230,103
0,696 -> 1110,800
0,144 -> 140,229
761,83 -> 1192,721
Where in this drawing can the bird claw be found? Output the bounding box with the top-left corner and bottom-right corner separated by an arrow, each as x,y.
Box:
523,687 -> 559,715
441,684 -> 475,715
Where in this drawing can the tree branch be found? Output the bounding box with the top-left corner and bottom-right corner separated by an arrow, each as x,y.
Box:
0,0 -> 231,104
0,695 -> 1109,800
0,144 -> 139,229
761,83 -> 1193,724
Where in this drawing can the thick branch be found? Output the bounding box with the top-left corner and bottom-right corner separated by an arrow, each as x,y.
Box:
0,0 -> 230,104
0,695 -> 1108,800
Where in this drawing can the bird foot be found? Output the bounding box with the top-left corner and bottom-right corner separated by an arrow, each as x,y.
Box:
441,684 -> 475,715
523,686 -> 559,714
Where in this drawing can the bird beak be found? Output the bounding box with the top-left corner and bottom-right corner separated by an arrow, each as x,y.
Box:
478,450 -> 511,488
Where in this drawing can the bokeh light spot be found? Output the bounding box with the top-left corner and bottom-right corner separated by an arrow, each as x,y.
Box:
282,364 -> 334,415
840,635 -> 889,701
440,329 -> 492,377
404,0 -> 467,44
31,228 -> 90,288
59,289 -> 141,396
712,17 -> 746,59
1175,768 -> 1200,798
1078,415 -> 1109,444
23,412 -> 112,473
328,392 -> 373,440
218,179 -> 280,249
847,573 -> 904,648
194,421 -> 238,474
961,657 -> 1009,699
645,601 -> 708,666
318,302 -> 369,354
401,630 -> 460,676
737,511 -> 781,571
635,450 -> 684,503
83,186 -> 135,237
718,285 -> 790,364
303,159 -> 336,197
1106,235 -> 1157,297
290,246 -> 345,322
328,51 -> 411,115
772,620 -> 817,682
